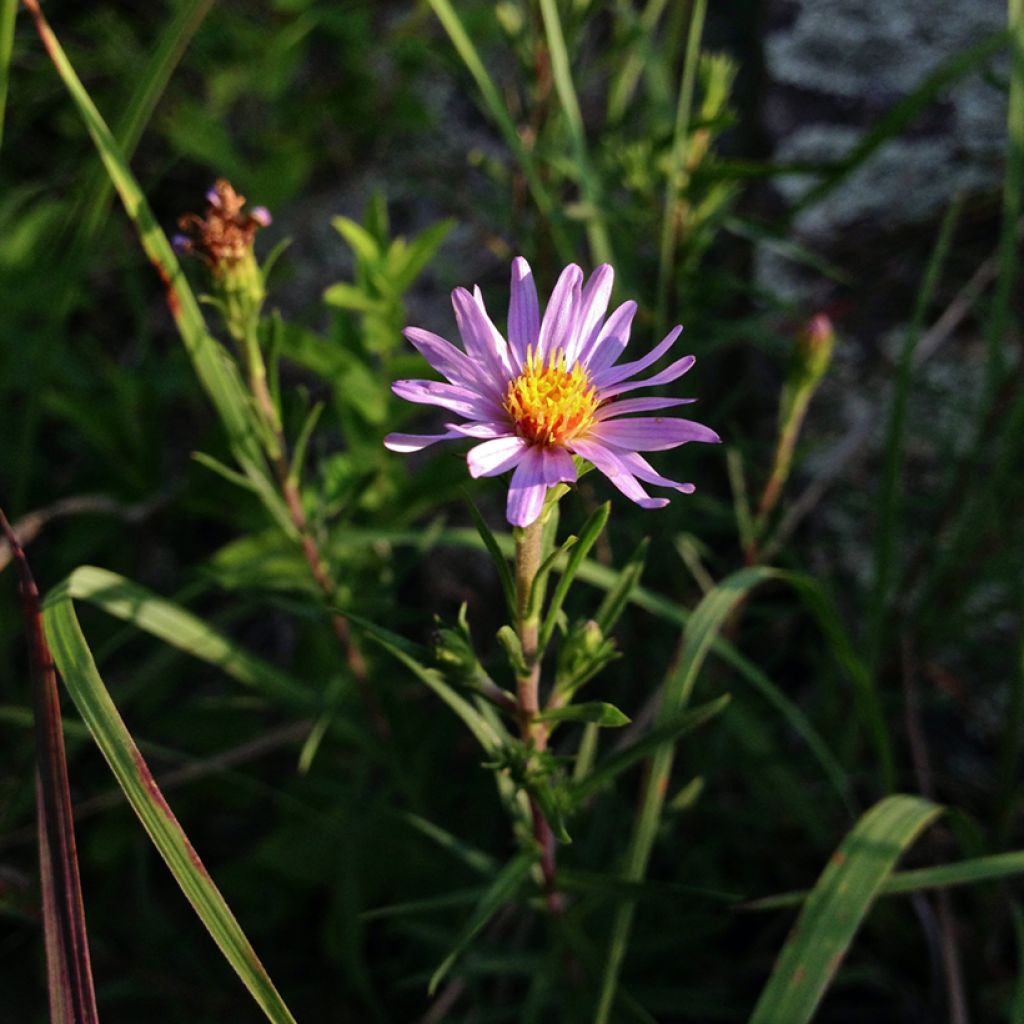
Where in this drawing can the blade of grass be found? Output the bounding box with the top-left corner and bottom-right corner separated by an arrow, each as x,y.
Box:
748,795 -> 941,1024
655,0 -> 707,335
424,0 -> 573,261
537,0 -> 612,265
0,0 -> 16,151
594,567 -> 780,1024
1,510 -> 99,1024
41,583 -> 298,1024
607,0 -> 671,124
22,0 -> 284,520
77,0 -> 214,240
867,199 -> 961,678
792,30 -> 1009,215
745,847 -> 1024,911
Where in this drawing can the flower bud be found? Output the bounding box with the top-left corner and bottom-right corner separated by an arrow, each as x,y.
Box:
793,313 -> 835,387
175,179 -> 271,342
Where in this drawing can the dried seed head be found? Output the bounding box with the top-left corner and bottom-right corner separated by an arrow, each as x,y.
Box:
175,179 -> 270,272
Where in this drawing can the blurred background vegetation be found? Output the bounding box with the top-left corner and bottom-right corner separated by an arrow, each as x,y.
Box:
1,0 -> 1022,1021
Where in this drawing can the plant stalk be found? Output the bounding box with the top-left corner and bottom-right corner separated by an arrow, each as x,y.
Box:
514,516 -> 562,912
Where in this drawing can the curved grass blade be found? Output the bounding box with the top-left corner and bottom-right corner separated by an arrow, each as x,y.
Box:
749,795 -> 941,1024
428,852 -> 533,995
745,847 -> 1024,911
41,587 -> 299,1024
424,0 -> 572,261
573,695 -> 730,801
537,0 -> 612,265
0,0 -> 16,151
21,0 -> 283,521
465,492 -> 517,622
54,566 -> 318,713
594,567 -> 780,1024
0,511 -> 99,1024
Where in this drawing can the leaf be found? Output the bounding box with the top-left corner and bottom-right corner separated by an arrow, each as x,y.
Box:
594,538 -> 650,635
464,492 -> 516,621
0,511 -> 99,1024
595,567 -> 780,1023
331,215 -> 381,266
428,852 -> 533,995
536,702 -> 630,728
41,579 -> 298,1023
539,501 -> 610,652
286,400 -> 325,489
573,695 -> 731,800
749,795 -> 942,1024
322,282 -> 385,313
342,609 -> 505,754
391,219 -> 454,293
0,0 -> 18,152
21,0 -> 271,492
744,847 -> 1024,911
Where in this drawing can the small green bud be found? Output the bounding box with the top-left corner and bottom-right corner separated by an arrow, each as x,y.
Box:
793,313 -> 835,387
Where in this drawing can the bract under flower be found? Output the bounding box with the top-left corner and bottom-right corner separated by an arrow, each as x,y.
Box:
385,258 -> 720,527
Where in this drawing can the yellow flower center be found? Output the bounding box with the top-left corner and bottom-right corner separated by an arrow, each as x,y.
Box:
504,348 -> 599,446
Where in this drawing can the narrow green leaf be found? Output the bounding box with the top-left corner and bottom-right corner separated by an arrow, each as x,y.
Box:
51,567 -> 318,714
465,493 -> 517,620
360,887 -> 483,922
537,0 -> 612,265
192,450 -> 260,492
536,702 -> 630,728
574,695 -> 731,800
428,852 -> 533,995
0,0 -> 17,152
331,215 -> 381,265
343,609 -> 505,753
41,588 -> 298,1024
286,400 -> 325,489
391,219 -> 454,293
322,282 -> 385,313
594,538 -> 650,636
745,848 -> 1024,911
22,0 -> 266,474
539,502 -> 610,652
749,795 -> 941,1024
595,567 -> 779,1024
424,0 -> 572,261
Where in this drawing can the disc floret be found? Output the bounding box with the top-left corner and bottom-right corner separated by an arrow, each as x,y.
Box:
504,348 -> 599,446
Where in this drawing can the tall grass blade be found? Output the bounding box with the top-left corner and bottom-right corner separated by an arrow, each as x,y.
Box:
607,0 -> 670,124
0,0 -> 16,152
537,0 -> 612,265
41,583 -> 299,1024
746,847 -> 1024,911
867,200 -> 960,677
22,0 -> 281,515
748,795 -> 941,1024
655,0 -> 707,333
594,567 -> 780,1024
424,0 -> 573,261
0,511 -> 99,1024
793,30 -> 1009,215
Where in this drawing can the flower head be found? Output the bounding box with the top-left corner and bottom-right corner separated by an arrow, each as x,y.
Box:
385,259 -> 720,527
174,179 -> 271,272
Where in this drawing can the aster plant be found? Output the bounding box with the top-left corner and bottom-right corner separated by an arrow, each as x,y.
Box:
386,259 -> 719,913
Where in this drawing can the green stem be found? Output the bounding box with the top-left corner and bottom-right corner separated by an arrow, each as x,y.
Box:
514,515 -> 562,912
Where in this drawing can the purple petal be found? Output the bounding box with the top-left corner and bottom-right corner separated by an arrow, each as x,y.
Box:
617,452 -> 695,493
593,396 -> 696,421
587,417 -> 721,451
508,257 -> 540,365
569,439 -> 670,509
598,355 -> 697,399
565,264 -> 614,364
504,445 -> 577,527
537,264 -> 583,362
206,185 -> 221,207
593,326 -> 684,388
392,379 -> 505,420
453,288 -> 513,381
384,431 -> 460,453
250,206 -> 272,227
468,436 -> 529,478
446,420 -> 514,439
579,300 -> 637,372
403,326 -> 494,394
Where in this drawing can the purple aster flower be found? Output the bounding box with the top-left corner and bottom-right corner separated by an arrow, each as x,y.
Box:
385,258 -> 720,527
